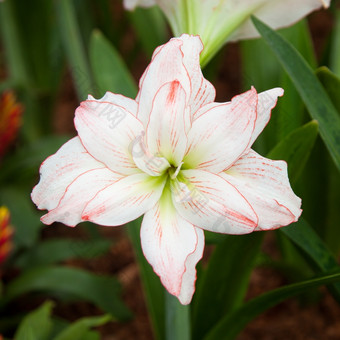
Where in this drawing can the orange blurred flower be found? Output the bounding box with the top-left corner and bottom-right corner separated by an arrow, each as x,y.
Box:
0,206 -> 14,265
0,91 -> 23,157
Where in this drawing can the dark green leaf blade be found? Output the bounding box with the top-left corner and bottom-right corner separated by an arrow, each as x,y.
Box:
267,120 -> 319,184
15,301 -> 54,340
54,314 -> 112,340
204,271 -> 340,340
280,218 -> 340,301
252,16 -> 340,173
2,266 -> 131,320
15,238 -> 110,269
89,30 -> 137,98
192,233 -> 263,340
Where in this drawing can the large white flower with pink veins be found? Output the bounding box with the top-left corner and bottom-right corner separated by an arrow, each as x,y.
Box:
32,34 -> 301,305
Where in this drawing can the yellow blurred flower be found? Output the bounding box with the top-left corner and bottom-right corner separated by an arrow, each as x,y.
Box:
0,91 -> 23,158
0,206 -> 14,265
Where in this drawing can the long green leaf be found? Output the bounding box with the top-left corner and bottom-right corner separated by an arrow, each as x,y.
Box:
204,271 -> 340,340
192,233 -> 263,340
15,301 -> 54,340
128,6 -> 168,57
316,67 -> 340,112
54,314 -> 112,340
0,187 -> 41,248
15,238 -> 110,269
252,16 -> 340,173
267,120 -> 319,185
89,30 -> 137,98
2,266 -> 131,320
280,218 -> 340,301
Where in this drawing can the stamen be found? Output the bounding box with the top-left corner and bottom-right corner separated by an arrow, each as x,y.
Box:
171,162 -> 184,179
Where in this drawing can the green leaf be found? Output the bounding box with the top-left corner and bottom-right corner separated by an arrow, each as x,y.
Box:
0,187 -> 41,248
54,314 -> 112,340
15,301 -> 54,340
204,271 -> 340,340
15,238 -> 110,269
280,218 -> 340,301
128,6 -> 168,57
0,135 -> 69,184
267,120 -> 319,185
126,219 -> 165,340
252,16 -> 340,173
316,67 -> 340,112
192,233 -> 263,340
2,266 -> 131,320
89,30 -> 137,98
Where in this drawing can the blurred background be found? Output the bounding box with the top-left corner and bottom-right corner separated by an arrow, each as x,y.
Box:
0,0 -> 340,339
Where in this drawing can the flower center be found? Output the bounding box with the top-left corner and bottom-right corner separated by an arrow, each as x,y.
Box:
169,162 -> 184,180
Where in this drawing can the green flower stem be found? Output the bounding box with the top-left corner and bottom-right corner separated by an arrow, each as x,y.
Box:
165,291 -> 190,340
330,10 -> 340,78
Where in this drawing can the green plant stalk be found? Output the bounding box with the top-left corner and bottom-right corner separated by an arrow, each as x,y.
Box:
165,291 -> 190,340
55,0 -> 95,100
330,10 -> 340,77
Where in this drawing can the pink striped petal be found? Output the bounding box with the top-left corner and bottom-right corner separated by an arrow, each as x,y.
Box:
31,137 -> 105,211
184,87 -> 257,173
222,150 -> 302,230
136,35 -> 215,126
250,88 -> 284,146
88,92 -> 138,117
171,169 -> 258,234
41,168 -> 121,227
131,133 -> 170,176
146,81 -> 189,166
179,34 -> 216,115
74,99 -> 144,175
141,188 -> 204,304
82,173 -> 166,226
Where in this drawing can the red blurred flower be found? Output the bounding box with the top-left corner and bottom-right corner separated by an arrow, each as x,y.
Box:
0,91 -> 23,158
0,206 -> 14,265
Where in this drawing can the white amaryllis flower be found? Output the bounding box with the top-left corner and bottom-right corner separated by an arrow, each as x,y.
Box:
32,34 -> 301,304
124,0 -> 331,65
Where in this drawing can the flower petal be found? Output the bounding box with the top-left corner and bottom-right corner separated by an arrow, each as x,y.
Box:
222,150 -> 302,230
230,0 -> 330,41
184,87 -> 257,172
82,173 -> 166,226
172,169 -> 258,235
131,133 -> 170,176
74,98 -> 144,175
136,35 -> 215,126
178,34 -> 216,115
123,0 -> 156,10
41,168 -> 121,227
146,81 -> 189,166
88,92 -> 138,117
141,185 -> 204,305
250,88 -> 284,146
31,137 -> 105,211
